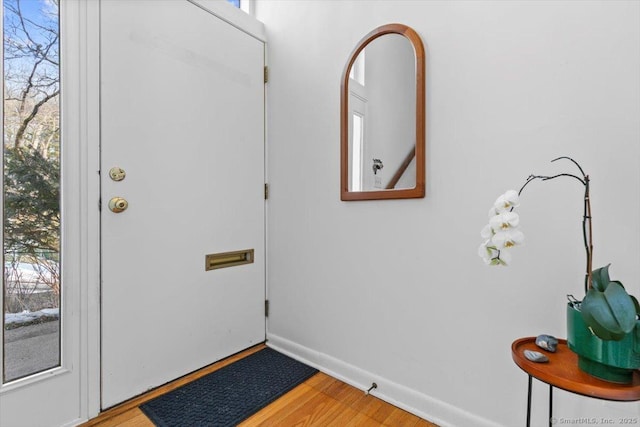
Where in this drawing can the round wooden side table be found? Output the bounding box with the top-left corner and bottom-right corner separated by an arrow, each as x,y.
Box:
511,337 -> 640,427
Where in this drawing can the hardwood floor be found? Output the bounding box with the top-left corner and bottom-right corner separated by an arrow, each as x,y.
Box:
82,344 -> 438,427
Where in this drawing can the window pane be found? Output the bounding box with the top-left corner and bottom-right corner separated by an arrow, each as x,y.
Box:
226,0 -> 240,8
350,50 -> 365,86
3,0 -> 61,383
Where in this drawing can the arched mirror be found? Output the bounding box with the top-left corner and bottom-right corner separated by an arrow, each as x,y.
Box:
341,24 -> 425,201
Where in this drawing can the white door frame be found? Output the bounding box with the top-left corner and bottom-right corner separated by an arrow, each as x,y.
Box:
0,0 -> 101,425
80,0 -> 102,420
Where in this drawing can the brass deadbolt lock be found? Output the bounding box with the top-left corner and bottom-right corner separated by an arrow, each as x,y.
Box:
108,197 -> 128,213
109,167 -> 126,182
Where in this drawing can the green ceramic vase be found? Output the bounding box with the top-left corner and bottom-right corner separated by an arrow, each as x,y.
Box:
567,302 -> 640,384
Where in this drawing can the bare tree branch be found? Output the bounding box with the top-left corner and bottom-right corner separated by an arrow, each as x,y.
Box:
14,90 -> 58,149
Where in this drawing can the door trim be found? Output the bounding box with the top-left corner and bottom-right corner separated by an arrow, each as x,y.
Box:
81,0 -> 102,421
188,0 -> 266,42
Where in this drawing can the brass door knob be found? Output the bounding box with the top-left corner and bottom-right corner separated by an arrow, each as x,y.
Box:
108,197 -> 128,213
109,167 -> 126,182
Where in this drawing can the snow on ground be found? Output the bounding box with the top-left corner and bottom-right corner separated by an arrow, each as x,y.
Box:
4,308 -> 60,326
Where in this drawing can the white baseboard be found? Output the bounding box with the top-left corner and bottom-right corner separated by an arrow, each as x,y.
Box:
266,333 -> 502,427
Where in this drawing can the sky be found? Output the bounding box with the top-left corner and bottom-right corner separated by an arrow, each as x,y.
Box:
3,0 -> 59,49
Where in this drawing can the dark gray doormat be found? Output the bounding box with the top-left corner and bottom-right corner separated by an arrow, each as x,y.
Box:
140,347 -> 318,427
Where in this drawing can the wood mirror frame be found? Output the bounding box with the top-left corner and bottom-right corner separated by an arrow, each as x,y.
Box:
340,23 -> 425,201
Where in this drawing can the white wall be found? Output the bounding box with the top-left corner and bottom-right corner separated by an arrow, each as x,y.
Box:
257,1 -> 640,426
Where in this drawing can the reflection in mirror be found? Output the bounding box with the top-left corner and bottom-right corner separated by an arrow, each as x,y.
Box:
341,24 -> 425,201
348,34 -> 416,192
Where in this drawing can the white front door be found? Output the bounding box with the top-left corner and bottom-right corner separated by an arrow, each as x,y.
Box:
100,0 -> 266,408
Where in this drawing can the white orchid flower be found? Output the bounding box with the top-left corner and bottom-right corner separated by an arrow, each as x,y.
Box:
492,229 -> 524,250
494,190 -> 520,212
489,212 -> 520,232
478,240 -> 499,264
482,190 -> 523,266
496,249 -> 512,266
481,224 -> 493,239
478,240 -> 511,266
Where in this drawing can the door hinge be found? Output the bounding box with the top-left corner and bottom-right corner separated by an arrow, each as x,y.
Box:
265,300 -> 270,317
264,66 -> 269,83
98,198 -> 102,211
264,183 -> 269,200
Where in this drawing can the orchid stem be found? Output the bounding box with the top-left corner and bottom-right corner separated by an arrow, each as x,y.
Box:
584,177 -> 593,292
517,157 -> 593,294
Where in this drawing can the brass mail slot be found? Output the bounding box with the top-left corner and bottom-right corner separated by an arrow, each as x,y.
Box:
206,249 -> 254,271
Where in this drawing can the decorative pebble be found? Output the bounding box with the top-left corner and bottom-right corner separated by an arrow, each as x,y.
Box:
535,334 -> 558,352
524,349 -> 549,363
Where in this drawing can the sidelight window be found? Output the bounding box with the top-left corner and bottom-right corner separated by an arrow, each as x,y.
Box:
2,0 -> 61,383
